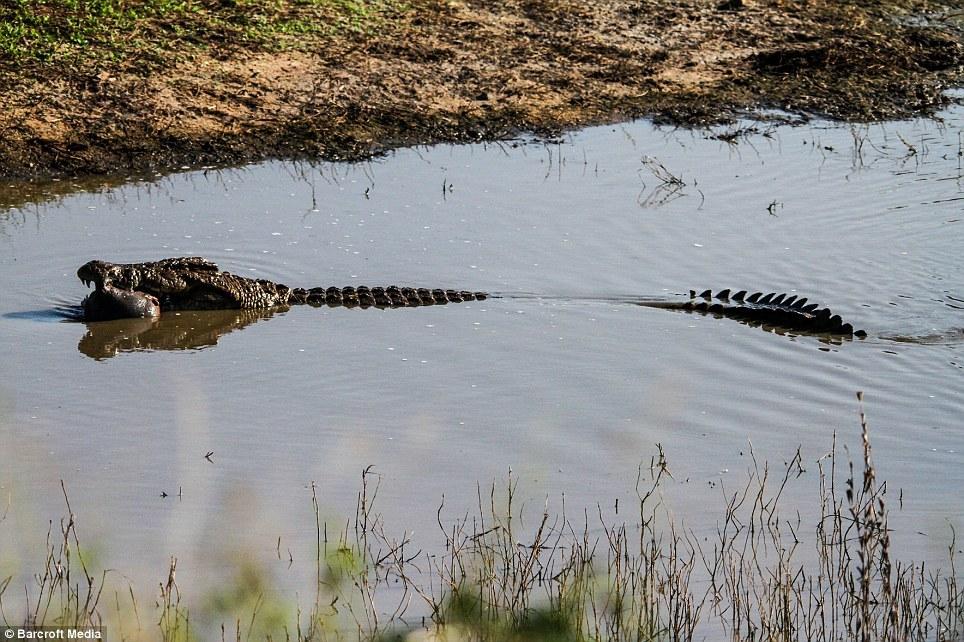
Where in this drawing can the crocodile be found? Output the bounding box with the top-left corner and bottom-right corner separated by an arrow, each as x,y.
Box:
77,257 -> 867,337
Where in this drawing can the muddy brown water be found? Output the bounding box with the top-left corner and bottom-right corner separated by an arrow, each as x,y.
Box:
0,105 -> 962,613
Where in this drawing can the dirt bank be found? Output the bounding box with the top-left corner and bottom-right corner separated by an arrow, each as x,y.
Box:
1,0 -> 961,180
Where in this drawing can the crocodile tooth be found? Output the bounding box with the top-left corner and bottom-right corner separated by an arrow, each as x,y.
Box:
732,290 -> 747,301
715,289 -> 730,300
747,292 -> 762,303
699,289 -> 712,299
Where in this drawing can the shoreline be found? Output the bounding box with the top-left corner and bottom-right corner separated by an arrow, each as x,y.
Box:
1,0 -> 961,181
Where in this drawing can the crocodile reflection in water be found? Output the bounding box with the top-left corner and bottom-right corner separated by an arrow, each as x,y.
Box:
77,307 -> 283,360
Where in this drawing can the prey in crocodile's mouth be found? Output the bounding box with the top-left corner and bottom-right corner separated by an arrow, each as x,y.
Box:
78,261 -> 160,321
80,284 -> 161,322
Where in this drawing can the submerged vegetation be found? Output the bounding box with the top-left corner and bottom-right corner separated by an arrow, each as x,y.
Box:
2,397 -> 963,641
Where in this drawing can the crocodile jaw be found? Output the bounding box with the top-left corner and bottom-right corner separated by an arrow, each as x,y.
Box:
77,260 -> 111,291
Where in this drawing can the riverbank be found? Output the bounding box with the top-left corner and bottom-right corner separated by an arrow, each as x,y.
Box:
1,0 -> 962,180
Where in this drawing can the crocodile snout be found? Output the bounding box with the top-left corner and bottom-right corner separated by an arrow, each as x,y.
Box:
77,260 -> 111,290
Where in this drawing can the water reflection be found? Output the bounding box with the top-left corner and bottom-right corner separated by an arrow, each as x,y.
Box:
76,307 -> 285,360
882,328 -> 964,345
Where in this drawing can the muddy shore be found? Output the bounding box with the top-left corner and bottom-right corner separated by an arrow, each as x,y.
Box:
1,0 -> 962,181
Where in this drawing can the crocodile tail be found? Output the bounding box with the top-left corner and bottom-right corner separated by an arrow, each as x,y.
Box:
644,289 -> 866,337
289,286 -> 488,308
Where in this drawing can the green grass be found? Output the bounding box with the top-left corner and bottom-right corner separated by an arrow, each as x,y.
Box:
0,0 -> 409,64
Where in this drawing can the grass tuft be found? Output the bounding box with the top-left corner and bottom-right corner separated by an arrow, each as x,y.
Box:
0,0 -> 409,64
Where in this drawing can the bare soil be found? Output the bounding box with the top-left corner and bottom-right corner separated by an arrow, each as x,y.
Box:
1,0 -> 962,180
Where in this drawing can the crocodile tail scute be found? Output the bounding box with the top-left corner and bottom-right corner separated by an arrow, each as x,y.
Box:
679,289 -> 866,337
289,286 -> 488,308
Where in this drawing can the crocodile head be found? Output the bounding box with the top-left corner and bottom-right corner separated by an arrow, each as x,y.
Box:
76,257 -> 278,319
79,259 -> 130,290
78,257 -> 218,292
